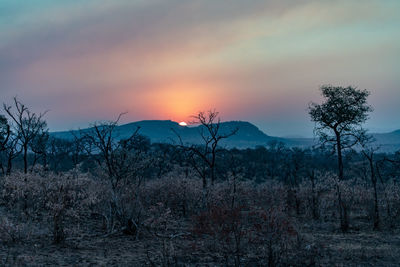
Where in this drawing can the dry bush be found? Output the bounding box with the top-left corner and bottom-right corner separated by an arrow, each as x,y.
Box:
295,172 -> 400,231
144,203 -> 181,266
1,161 -> 399,265
189,179 -> 307,266
192,202 -> 301,266
0,170 -> 101,243
0,216 -> 32,244
142,174 -> 203,217
1,248 -> 36,267
381,180 -> 400,228
101,182 -> 144,235
252,181 -> 288,209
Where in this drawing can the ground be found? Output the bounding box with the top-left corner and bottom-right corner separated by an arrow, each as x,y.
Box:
1,218 -> 400,266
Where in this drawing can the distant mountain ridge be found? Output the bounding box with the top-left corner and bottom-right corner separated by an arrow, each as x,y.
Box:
52,120 -> 283,148
51,120 -> 400,152
371,129 -> 400,152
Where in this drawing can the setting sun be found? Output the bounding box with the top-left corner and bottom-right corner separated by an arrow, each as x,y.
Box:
179,121 -> 188,126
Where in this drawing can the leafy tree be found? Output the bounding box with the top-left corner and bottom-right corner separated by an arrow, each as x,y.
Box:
309,85 -> 373,232
309,85 -> 372,180
0,115 -> 11,175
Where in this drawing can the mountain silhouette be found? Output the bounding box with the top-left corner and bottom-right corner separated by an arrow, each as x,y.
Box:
52,120 -> 283,148
51,120 -> 400,151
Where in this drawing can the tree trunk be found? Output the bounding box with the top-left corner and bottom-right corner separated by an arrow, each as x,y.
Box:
43,153 -> 48,171
31,153 -> 38,172
369,157 -> 380,230
210,150 -> 216,186
310,171 -> 319,220
335,132 -> 344,181
23,144 -> 28,174
53,210 -> 65,243
336,184 -> 349,233
0,162 -> 4,176
6,155 -> 12,175
202,172 -> 208,210
231,173 -> 237,209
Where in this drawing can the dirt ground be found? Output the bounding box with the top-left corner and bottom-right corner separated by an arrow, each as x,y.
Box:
1,221 -> 400,266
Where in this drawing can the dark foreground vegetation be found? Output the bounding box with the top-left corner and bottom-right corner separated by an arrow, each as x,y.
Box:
1,86 -> 400,266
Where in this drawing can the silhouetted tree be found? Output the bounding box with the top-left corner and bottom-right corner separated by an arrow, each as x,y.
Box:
82,114 -> 152,235
3,97 -> 48,173
189,110 -> 238,188
47,137 -> 73,172
82,114 -> 142,189
30,131 -> 50,171
0,115 -> 11,174
2,132 -> 21,175
309,85 -> 372,180
363,146 -> 380,230
309,85 -> 373,233
0,115 -> 10,151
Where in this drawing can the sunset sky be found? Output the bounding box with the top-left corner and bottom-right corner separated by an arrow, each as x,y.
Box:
1,0 -> 399,137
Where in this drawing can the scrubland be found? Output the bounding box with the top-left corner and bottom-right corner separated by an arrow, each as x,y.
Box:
1,167 -> 399,266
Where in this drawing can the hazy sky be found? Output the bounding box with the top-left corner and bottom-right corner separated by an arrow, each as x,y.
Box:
1,0 -> 399,137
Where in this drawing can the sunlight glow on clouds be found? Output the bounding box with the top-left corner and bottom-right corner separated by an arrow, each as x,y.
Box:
0,0 -> 399,136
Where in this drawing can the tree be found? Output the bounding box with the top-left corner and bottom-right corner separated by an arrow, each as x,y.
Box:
0,115 -> 11,175
82,114 -> 151,235
2,132 -> 22,175
82,114 -> 143,190
0,115 -> 10,151
309,85 -> 372,180
188,110 -> 238,189
47,137 -> 74,173
30,131 -> 50,171
3,97 -> 48,174
309,85 -> 373,232
361,146 -> 380,230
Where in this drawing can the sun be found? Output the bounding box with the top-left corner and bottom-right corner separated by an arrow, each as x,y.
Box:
179,121 -> 187,126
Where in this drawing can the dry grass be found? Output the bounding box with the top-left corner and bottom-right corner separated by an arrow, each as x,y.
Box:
1,215 -> 400,266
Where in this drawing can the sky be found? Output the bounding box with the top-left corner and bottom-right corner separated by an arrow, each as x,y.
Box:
1,0 -> 399,137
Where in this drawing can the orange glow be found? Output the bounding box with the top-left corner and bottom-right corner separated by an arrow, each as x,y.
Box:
141,81 -> 221,122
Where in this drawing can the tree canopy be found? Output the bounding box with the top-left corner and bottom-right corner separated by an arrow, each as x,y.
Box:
309,85 -> 373,150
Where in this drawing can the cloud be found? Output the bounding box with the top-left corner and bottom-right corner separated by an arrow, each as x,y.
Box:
0,0 -> 399,135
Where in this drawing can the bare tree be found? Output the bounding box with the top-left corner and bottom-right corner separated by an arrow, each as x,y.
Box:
2,133 -> 22,175
364,147 -> 380,230
309,85 -> 372,232
189,110 -> 238,189
357,133 -> 381,230
3,97 -> 48,174
82,114 -> 142,189
82,114 -> 152,235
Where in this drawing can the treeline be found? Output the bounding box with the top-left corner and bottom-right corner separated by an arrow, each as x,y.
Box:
1,94 -> 399,190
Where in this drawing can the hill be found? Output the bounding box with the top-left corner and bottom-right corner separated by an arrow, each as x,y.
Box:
51,120 -> 400,152
51,120 -> 284,148
372,130 -> 400,152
